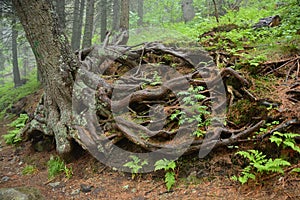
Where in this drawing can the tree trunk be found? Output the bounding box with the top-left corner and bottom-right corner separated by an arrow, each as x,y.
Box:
55,0 -> 66,30
119,0 -> 129,45
12,13 -> 21,87
112,0 -> 120,32
12,0 -> 78,156
71,0 -> 85,50
0,6 -> 5,85
137,0 -> 143,26
82,0 -> 95,48
212,0 -> 220,23
22,45 -> 29,77
100,0 -> 107,42
181,0 -> 195,23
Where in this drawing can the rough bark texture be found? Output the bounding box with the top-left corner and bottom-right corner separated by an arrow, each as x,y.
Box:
13,0 -> 78,155
112,0 -> 120,32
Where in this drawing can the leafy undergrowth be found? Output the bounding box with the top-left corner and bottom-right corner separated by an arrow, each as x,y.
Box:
0,71 -> 40,118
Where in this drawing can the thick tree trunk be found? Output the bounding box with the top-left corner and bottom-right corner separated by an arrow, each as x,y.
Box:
82,0 -> 95,48
12,14 -> 21,87
12,0 -> 78,155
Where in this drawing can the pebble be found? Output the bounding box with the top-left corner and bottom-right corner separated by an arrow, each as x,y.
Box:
1,176 -> 10,182
71,189 -> 80,195
80,184 -> 93,193
48,182 -> 61,188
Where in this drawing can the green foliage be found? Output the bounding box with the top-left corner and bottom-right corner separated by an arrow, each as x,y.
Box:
22,165 -> 37,175
232,150 -> 290,184
154,159 -> 176,191
123,155 -> 148,179
0,71 -> 40,118
3,114 -> 29,145
292,168 -> 300,173
171,86 -> 210,137
47,156 -> 73,179
255,121 -> 280,135
270,132 -> 300,153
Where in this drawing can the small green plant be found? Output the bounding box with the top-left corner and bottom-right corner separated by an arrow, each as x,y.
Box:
270,132 -> 300,154
171,86 -> 210,137
255,121 -> 279,135
154,159 -> 177,191
3,114 -> 29,144
232,150 -> 290,184
47,156 -> 73,179
123,155 -> 148,179
22,165 -> 37,175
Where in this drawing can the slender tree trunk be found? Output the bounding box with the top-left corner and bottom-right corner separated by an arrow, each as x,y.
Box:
0,6 -> 5,85
181,0 -> 195,23
12,0 -> 78,156
55,0 -> 66,30
137,0 -> 143,26
112,0 -> 120,32
119,0 -> 129,45
71,0 -> 85,50
12,14 -> 22,87
212,0 -> 219,23
22,45 -> 28,77
100,0 -> 107,42
82,0 -> 95,48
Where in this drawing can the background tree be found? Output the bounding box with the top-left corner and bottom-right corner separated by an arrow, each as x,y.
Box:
137,0 -> 144,26
55,0 -> 66,30
181,0 -> 195,23
82,0 -> 95,48
71,0 -> 85,50
112,0 -> 120,32
100,0 -> 107,42
119,0 -> 129,44
11,8 -> 21,87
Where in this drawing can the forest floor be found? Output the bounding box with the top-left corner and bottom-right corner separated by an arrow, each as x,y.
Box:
1,109 -> 300,199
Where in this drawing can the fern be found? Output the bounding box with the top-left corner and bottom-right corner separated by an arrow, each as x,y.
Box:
233,150 -> 290,184
3,114 -> 29,144
123,155 -> 148,179
155,159 -> 176,191
270,132 -> 300,154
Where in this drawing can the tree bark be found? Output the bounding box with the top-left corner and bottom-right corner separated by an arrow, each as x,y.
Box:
55,0 -> 66,30
0,6 -> 5,85
11,12 -> 21,87
181,0 -> 195,23
71,0 -> 85,50
137,0 -> 143,26
112,0 -> 120,32
12,0 -> 78,156
100,0 -> 107,42
82,0 -> 95,48
119,0 -> 129,45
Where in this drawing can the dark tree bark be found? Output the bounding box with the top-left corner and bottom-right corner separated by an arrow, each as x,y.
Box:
137,0 -> 143,26
0,6 -> 5,85
71,0 -> 85,50
55,0 -> 66,30
82,0 -> 95,48
11,13 -> 21,87
12,0 -> 78,155
100,0 -> 107,42
212,0 -> 220,23
112,0 -> 120,32
119,0 -> 129,45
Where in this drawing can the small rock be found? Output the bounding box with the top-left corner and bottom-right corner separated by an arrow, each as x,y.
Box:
131,188 -> 137,193
70,189 -> 80,195
48,182 -> 60,188
1,176 -> 10,182
80,184 -> 93,193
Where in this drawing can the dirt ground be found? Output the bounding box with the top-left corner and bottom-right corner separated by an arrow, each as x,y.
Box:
1,118 -> 300,200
